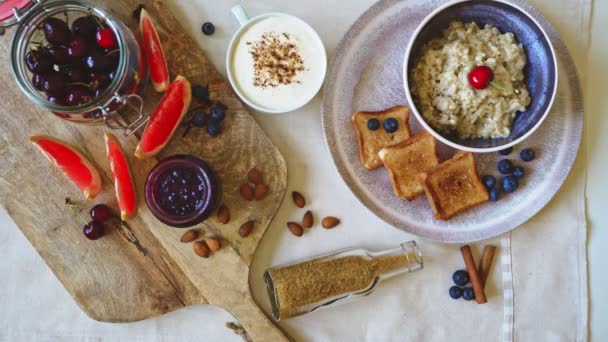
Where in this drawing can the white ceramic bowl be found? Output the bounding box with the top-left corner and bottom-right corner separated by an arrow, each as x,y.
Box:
226,6 -> 327,114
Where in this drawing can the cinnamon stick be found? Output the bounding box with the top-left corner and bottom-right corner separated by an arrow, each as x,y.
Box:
460,245 -> 487,304
478,245 -> 496,287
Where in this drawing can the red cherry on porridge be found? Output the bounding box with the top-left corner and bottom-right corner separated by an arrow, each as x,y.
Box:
468,66 -> 494,90
96,28 -> 117,48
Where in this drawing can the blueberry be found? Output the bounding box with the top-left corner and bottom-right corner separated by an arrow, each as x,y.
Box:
202,22 -> 215,35
191,84 -> 209,101
497,159 -> 514,175
210,103 -> 226,122
499,147 -> 513,156
520,148 -> 535,162
512,166 -> 525,178
482,175 -> 496,189
190,108 -> 208,127
383,118 -> 399,133
449,286 -> 463,299
207,121 -> 221,137
501,175 -> 519,193
367,118 -> 380,131
452,270 -> 469,286
489,187 -> 499,202
462,287 -> 475,301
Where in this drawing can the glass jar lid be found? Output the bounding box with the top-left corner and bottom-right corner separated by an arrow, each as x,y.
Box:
0,0 -> 46,28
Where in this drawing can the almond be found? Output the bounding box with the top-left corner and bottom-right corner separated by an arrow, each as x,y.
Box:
302,210 -> 313,228
247,168 -> 264,185
322,216 -> 340,229
193,241 -> 210,258
217,204 -> 230,224
239,220 -> 255,237
240,183 -> 254,201
254,183 -> 269,200
204,236 -> 222,251
287,222 -> 304,237
180,229 -> 199,243
292,191 -> 305,208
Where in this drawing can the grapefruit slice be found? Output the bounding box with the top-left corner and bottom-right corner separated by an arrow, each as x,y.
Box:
105,133 -> 138,221
135,75 -> 192,159
29,135 -> 102,200
140,8 -> 169,92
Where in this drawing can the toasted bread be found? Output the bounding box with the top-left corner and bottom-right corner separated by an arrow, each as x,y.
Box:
420,151 -> 489,220
352,105 -> 411,170
379,131 -> 439,200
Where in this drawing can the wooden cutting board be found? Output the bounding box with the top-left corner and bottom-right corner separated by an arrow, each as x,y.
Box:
0,0 -> 289,340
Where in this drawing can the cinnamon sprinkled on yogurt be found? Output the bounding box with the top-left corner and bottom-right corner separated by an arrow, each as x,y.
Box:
247,32 -> 305,88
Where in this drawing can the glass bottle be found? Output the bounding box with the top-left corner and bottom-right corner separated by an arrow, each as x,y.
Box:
264,240 -> 423,320
4,0 -> 148,134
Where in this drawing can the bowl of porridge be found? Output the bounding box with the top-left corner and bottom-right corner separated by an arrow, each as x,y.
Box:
404,0 -> 558,152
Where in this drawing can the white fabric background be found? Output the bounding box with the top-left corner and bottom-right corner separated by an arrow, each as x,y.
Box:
0,0 -> 597,341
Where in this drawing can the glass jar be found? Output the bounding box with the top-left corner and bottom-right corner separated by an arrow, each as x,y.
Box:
264,240 -> 423,320
4,0 -> 148,134
145,155 -> 221,228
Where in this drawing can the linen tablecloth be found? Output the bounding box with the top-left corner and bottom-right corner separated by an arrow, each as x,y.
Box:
0,0 -> 590,341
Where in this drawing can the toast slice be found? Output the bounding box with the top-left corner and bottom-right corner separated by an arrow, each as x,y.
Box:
379,131 -> 439,200
420,151 -> 489,220
352,105 -> 411,170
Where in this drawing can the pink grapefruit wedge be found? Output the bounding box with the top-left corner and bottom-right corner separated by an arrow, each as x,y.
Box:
140,8 -> 169,92
105,133 -> 137,221
135,75 -> 192,159
29,134 -> 102,200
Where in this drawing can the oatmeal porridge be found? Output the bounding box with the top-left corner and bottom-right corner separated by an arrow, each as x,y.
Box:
411,21 -> 531,139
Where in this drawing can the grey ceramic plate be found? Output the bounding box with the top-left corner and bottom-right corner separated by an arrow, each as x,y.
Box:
322,0 -> 583,243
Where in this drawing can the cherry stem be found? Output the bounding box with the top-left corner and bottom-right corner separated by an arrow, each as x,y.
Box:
489,81 -> 516,93
89,14 -> 104,29
105,49 -> 119,56
65,198 -> 89,225
70,82 -> 93,88
182,123 -> 193,138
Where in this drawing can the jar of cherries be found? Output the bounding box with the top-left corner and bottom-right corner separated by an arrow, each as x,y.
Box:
2,0 -> 148,134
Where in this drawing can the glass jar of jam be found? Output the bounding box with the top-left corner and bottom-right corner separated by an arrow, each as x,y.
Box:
145,155 -> 221,228
3,0 -> 148,134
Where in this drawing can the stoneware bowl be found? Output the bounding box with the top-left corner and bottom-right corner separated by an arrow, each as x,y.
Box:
403,0 -> 558,153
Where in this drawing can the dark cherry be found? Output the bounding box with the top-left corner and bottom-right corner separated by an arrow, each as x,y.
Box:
47,94 -> 67,106
65,84 -> 92,106
71,16 -> 98,40
90,204 -> 113,222
94,86 -> 106,98
32,73 -> 45,91
96,27 -> 117,49
67,35 -> 90,59
25,48 -> 53,73
83,220 -> 105,240
47,45 -> 70,65
42,17 -> 71,46
42,71 -> 67,96
67,65 -> 90,83
85,52 -> 113,73
468,66 -> 494,90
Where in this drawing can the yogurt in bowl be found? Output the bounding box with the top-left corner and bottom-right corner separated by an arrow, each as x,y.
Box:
227,6 -> 327,113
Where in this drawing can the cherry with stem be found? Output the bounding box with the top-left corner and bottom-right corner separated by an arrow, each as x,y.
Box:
468,66 -> 520,94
